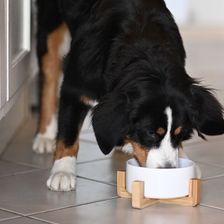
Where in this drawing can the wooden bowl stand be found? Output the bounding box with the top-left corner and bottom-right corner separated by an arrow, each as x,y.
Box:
117,171 -> 201,209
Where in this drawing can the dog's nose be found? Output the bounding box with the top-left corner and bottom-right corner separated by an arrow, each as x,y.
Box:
162,162 -> 176,169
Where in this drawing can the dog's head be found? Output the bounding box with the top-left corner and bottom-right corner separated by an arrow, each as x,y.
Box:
92,71 -> 224,168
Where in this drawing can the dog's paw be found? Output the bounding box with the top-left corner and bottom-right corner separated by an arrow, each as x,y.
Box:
47,172 -> 76,191
33,134 -> 56,154
33,115 -> 57,154
47,156 -> 77,191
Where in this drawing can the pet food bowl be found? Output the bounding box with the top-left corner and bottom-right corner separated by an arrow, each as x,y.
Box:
126,158 -> 196,199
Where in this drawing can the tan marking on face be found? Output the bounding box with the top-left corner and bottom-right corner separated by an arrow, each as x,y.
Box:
80,96 -> 92,105
39,23 -> 68,134
174,127 -> 182,136
125,138 -> 148,167
54,139 -> 79,160
132,143 -> 148,167
156,127 -> 166,136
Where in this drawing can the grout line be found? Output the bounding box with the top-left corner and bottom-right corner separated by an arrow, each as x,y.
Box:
1,158 -> 52,170
202,174 -> 224,181
0,216 -> 22,223
28,216 -> 59,224
80,138 -> 97,145
1,157 -> 115,171
80,129 -> 93,134
0,168 -> 47,180
195,160 -> 224,169
1,159 -> 40,168
77,156 -> 112,165
0,169 -> 40,179
190,159 -> 224,170
0,216 -> 57,224
200,204 -> 224,212
203,163 -> 224,169
0,207 -> 25,217
1,155 -> 115,170
27,197 -> 118,217
197,160 -> 224,169
77,175 -> 117,187
183,138 -> 224,148
63,197 -> 119,209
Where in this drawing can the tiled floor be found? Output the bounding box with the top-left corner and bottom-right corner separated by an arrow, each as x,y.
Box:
0,113 -> 224,224
0,29 -> 224,223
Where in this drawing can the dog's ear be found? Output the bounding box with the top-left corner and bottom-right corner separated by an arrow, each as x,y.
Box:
92,93 -> 129,155
190,84 -> 224,136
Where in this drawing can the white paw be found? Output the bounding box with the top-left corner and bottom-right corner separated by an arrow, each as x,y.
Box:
47,157 -> 76,191
47,172 -> 76,191
33,115 -> 57,154
33,134 -> 56,154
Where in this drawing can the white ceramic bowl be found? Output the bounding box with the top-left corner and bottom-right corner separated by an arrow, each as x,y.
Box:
126,158 -> 196,199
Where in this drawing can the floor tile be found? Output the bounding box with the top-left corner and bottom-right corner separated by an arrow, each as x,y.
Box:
201,176 -> 224,209
1,142 -> 53,169
2,141 -> 110,169
183,138 -> 224,167
11,113 -> 92,144
11,116 -> 36,145
2,112 -> 98,169
33,199 -> 224,224
78,150 -> 224,181
81,113 -> 93,132
0,170 -> 116,215
77,141 -> 112,164
80,132 -> 96,143
1,28 -> 224,224
0,210 -> 19,222
77,157 -> 224,184
0,114 -> 53,169
75,124 -> 224,150
197,162 -> 224,180
183,133 -> 224,147
0,217 -> 53,224
0,161 -> 37,178
78,151 -> 132,185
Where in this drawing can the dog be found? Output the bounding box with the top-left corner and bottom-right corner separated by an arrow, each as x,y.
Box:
33,0 -> 224,191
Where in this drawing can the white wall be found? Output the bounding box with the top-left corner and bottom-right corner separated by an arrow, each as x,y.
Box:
165,0 -> 190,25
190,0 -> 224,26
165,0 -> 224,26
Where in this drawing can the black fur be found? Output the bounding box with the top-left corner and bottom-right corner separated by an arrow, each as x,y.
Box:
37,0 -> 63,62
38,0 -> 224,155
36,0 -> 64,111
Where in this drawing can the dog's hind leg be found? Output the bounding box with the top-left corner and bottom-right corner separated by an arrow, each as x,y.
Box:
47,92 -> 91,191
33,23 -> 70,154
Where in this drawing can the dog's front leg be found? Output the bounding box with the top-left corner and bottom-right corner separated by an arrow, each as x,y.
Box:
47,92 -> 90,191
33,24 -> 68,154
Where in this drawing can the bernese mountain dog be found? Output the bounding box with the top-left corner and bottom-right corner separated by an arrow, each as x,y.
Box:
33,0 -> 224,191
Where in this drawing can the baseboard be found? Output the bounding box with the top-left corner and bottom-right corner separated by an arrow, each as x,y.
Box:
0,84 -> 30,155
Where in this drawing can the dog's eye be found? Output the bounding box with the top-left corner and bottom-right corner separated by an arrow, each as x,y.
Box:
181,129 -> 192,141
175,128 -> 192,141
147,130 -> 154,135
146,130 -> 157,139
147,130 -> 162,142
